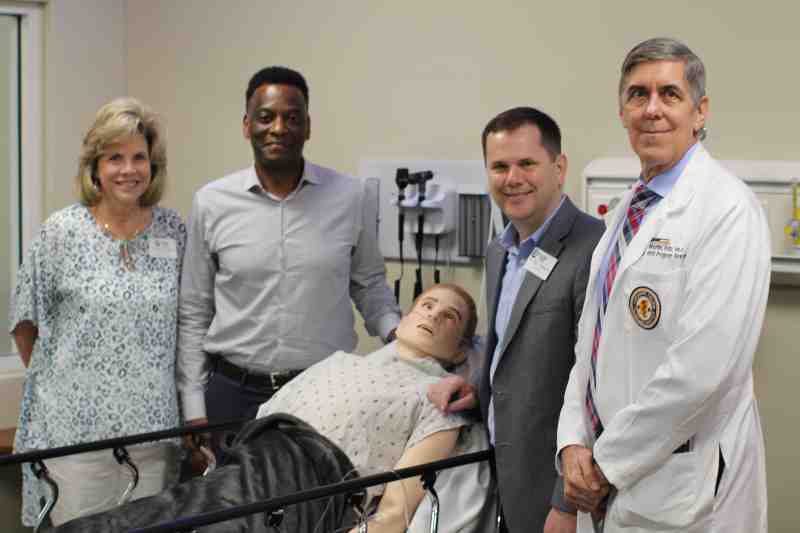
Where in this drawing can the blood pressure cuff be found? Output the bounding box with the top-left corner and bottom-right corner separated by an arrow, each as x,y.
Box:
54,413 -> 358,533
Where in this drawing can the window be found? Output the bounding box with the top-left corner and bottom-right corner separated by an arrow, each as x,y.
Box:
0,4 -> 42,361
0,14 -> 19,357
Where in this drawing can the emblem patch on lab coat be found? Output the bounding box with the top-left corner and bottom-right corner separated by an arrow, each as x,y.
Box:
628,286 -> 661,330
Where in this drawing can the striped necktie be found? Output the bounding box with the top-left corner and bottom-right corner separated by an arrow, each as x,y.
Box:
585,183 -> 662,438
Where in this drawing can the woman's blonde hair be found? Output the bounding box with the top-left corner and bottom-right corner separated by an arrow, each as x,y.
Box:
77,97 -> 167,207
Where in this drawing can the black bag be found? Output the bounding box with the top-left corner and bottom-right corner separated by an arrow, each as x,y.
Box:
54,414 -> 358,532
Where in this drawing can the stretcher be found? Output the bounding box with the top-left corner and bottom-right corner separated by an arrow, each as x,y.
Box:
21,415 -> 496,532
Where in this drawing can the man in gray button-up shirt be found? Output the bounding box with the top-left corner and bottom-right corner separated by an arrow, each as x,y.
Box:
177,66 -> 400,441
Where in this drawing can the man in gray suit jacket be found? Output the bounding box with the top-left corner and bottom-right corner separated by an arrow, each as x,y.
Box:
429,107 -> 604,533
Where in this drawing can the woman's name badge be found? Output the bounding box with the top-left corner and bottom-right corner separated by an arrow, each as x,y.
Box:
524,247 -> 558,281
149,238 -> 177,259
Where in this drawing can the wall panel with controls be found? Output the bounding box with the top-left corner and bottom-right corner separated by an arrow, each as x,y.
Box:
583,158 -> 800,284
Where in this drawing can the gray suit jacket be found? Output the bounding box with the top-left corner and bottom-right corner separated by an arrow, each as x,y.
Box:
478,196 -> 603,532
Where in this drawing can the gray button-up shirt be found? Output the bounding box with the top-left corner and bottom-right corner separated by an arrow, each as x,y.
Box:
177,161 -> 400,420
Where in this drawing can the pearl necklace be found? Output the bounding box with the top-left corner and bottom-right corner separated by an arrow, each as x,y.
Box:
93,208 -> 151,271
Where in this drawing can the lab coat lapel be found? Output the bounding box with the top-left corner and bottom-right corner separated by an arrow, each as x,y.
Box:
615,146 -> 704,277
664,145 -> 703,215
616,205 -> 664,274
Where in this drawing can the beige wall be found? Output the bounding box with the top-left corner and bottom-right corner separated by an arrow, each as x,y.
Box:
16,0 -> 800,530
124,1 -> 800,215
754,285 -> 800,533
123,3 -> 800,531
43,0 -> 127,214
0,0 -> 128,422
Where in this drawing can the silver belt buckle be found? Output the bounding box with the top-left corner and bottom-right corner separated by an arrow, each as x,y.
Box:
269,371 -> 289,390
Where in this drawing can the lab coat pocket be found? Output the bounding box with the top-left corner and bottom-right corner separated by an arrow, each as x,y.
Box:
613,452 -> 697,529
623,266 -> 686,386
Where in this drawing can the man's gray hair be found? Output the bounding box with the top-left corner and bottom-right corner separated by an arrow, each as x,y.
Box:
619,37 -> 706,107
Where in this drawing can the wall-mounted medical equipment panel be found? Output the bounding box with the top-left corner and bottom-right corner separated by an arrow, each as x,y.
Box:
358,158 -> 492,265
583,158 -> 800,283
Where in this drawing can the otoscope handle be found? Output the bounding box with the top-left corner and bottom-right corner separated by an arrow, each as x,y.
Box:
416,213 -> 425,251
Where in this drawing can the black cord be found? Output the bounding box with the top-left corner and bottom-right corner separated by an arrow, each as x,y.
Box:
414,208 -> 424,300
433,235 -> 440,284
395,212 -> 404,304
394,168 -> 409,304
409,170 -> 432,301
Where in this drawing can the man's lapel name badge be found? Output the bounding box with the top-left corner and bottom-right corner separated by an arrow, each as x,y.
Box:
525,247 -> 558,281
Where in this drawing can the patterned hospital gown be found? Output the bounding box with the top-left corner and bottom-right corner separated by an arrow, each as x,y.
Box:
8,204 -> 186,526
257,344 -> 469,498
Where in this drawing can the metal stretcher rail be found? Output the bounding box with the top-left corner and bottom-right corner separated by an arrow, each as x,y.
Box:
0,420 -> 494,533
0,419 -> 248,532
130,449 -> 493,533
0,419 -> 247,467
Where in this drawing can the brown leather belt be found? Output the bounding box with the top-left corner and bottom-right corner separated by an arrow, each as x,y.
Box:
211,355 -> 303,390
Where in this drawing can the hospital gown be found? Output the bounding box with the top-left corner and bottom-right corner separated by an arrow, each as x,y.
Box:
257,343 -> 469,497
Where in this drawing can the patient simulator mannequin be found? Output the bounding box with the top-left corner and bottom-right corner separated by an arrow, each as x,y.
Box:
257,283 -> 478,533
53,283 -> 486,533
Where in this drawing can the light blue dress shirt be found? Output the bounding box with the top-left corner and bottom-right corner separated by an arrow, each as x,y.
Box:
594,142 -> 699,307
487,195 -> 566,443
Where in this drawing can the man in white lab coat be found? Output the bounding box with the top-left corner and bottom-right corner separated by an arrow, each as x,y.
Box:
556,37 -> 770,532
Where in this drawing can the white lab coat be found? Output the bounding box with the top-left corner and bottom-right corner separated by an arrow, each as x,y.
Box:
557,145 -> 769,532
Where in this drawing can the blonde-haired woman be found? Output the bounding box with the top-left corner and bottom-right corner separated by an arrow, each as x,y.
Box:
9,97 -> 185,527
